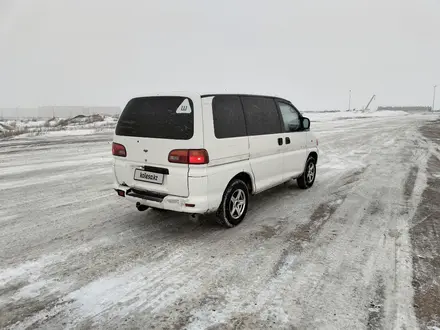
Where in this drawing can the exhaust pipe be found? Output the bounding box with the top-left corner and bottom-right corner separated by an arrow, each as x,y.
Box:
189,214 -> 200,222
136,202 -> 149,212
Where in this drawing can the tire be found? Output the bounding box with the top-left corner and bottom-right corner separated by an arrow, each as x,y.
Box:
216,179 -> 249,228
297,156 -> 317,189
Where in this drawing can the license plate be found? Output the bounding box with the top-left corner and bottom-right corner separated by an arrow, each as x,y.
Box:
134,169 -> 164,184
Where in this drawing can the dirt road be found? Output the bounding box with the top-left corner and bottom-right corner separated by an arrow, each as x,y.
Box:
411,119 -> 440,330
0,114 -> 439,329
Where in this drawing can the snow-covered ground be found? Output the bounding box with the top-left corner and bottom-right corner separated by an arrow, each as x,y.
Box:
303,109 -> 425,122
0,114 -> 117,138
1,112 -> 440,329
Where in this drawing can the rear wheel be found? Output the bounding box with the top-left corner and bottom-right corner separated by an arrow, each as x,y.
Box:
216,179 -> 249,228
297,157 -> 317,189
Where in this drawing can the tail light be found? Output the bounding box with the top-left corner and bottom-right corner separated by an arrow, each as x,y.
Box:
168,149 -> 209,164
189,149 -> 209,164
168,149 -> 189,163
112,143 -> 126,157
115,189 -> 125,197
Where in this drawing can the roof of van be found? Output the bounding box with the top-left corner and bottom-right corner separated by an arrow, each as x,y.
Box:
200,93 -> 287,99
131,91 -> 289,100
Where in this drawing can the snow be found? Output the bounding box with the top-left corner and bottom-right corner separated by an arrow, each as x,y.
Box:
0,112 -> 439,329
303,110 -> 410,122
0,254 -> 65,285
41,129 -> 97,137
0,114 -> 117,138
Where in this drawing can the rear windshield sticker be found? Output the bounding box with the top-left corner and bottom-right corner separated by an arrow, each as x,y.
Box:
176,99 -> 192,114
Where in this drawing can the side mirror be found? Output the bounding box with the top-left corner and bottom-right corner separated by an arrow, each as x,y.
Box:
302,117 -> 310,130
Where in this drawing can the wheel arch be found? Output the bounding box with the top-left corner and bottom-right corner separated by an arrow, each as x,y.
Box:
229,171 -> 254,195
215,171 -> 252,227
308,151 -> 318,163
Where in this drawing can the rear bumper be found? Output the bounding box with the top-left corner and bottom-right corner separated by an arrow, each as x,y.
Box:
113,177 -> 210,214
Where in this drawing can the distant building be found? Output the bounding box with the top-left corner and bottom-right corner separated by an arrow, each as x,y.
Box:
377,106 -> 432,112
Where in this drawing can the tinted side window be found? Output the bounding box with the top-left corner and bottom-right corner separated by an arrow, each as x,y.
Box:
241,96 -> 281,136
277,102 -> 301,132
212,96 -> 247,139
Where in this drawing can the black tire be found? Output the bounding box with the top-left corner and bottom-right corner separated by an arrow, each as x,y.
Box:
297,156 -> 317,189
216,179 -> 249,228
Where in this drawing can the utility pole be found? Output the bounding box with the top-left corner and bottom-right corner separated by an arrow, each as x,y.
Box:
433,85 -> 437,112
348,90 -> 352,111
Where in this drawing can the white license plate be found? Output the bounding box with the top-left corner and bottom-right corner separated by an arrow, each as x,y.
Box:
134,169 -> 164,184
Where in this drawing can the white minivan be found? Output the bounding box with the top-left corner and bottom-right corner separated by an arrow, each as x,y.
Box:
112,93 -> 318,227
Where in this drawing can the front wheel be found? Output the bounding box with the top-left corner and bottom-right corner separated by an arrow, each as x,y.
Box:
216,179 -> 249,228
297,157 -> 317,189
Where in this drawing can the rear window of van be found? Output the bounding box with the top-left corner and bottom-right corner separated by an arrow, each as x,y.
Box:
115,96 -> 194,140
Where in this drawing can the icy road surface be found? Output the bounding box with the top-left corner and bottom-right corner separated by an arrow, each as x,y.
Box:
1,114 -> 440,329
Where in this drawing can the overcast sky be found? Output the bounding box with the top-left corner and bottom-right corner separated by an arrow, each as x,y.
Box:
0,0 -> 439,111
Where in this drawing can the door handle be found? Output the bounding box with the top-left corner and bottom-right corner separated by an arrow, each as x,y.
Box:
286,137 -> 291,144
278,138 -> 283,146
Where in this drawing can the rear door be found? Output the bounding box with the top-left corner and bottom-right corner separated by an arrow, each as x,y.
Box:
113,95 -> 203,197
241,96 -> 284,192
276,100 -> 307,180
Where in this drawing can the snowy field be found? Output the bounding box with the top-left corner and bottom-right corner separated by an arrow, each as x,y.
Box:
0,115 -> 118,138
1,112 -> 440,329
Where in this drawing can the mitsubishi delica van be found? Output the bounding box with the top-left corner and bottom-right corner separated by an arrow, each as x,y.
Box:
112,93 -> 319,227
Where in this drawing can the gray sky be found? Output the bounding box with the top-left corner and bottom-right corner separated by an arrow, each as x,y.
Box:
0,0 -> 439,111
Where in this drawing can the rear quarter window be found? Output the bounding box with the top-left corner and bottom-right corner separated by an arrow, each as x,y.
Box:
212,95 -> 247,139
115,96 -> 194,140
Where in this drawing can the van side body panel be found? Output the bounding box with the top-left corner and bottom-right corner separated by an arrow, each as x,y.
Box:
201,97 -> 254,212
240,96 -> 285,193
